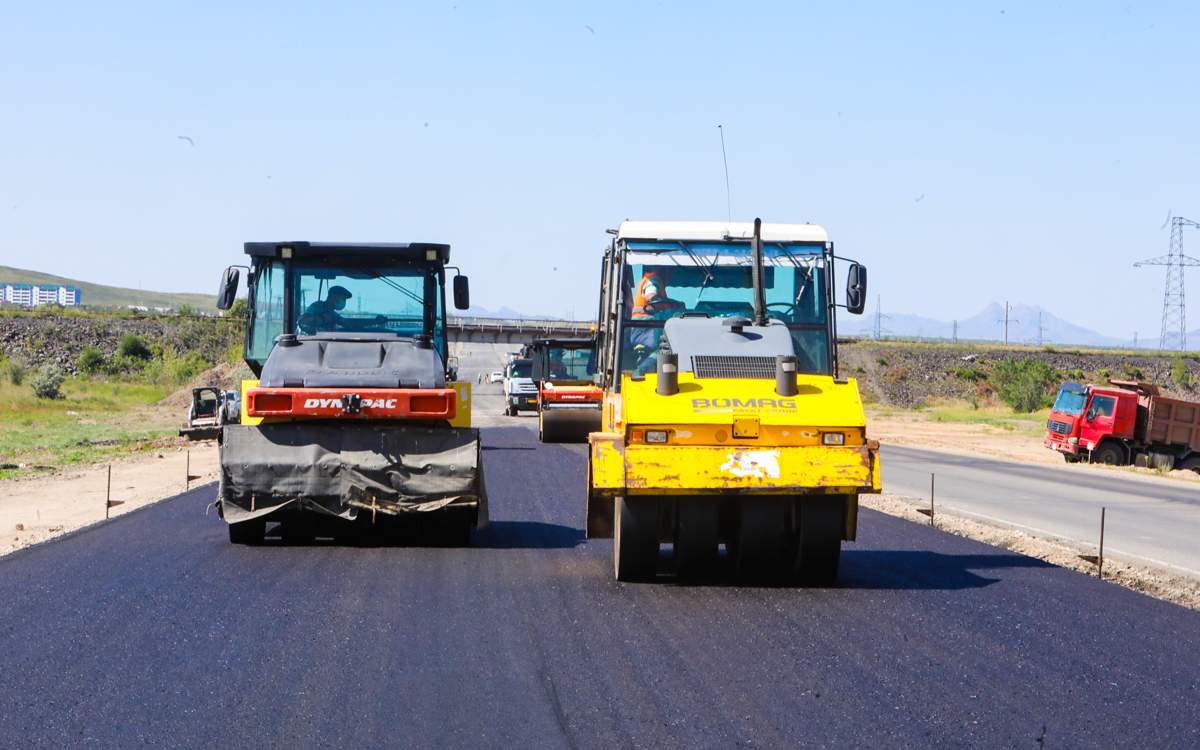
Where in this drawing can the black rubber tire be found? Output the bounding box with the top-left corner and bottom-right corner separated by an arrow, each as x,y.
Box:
1178,456 -> 1200,473
228,518 -> 265,545
792,496 -> 843,585
1092,443 -> 1125,466
674,501 -> 719,581
734,499 -> 791,581
614,496 -> 658,582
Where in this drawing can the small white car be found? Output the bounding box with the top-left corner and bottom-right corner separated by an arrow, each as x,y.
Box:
489,371 -> 504,384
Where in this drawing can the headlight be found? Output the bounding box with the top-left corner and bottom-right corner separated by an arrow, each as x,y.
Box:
646,430 -> 669,444
1068,437 -> 1078,445
822,432 -> 845,446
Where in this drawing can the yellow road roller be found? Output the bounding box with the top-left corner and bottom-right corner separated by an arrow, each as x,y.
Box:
586,218 -> 881,582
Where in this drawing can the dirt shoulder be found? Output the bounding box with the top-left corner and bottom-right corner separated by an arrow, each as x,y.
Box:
1,441 -> 218,557
863,494 -> 1200,611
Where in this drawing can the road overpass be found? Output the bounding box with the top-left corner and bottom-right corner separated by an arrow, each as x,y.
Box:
447,316 -> 595,344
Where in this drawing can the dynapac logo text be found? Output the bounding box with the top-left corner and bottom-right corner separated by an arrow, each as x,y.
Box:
303,398 -> 399,409
692,398 -> 797,410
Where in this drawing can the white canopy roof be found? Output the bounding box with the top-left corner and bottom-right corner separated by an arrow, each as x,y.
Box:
617,220 -> 829,244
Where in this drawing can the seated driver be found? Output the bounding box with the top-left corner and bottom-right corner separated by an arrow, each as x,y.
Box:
297,285 -> 353,334
629,272 -> 685,371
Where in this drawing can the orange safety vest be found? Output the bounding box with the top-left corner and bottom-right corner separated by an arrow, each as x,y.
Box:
632,273 -> 667,319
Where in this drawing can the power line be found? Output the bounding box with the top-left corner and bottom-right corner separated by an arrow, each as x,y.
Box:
1134,216 -> 1200,351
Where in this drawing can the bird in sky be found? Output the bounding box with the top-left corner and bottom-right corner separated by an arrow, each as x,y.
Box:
584,24 -> 595,34
177,135 -> 195,147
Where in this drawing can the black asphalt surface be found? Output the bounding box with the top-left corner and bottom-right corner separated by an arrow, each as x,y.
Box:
2,425 -> 1198,748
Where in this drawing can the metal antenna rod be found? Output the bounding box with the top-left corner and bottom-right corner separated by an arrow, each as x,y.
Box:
718,124 -> 732,224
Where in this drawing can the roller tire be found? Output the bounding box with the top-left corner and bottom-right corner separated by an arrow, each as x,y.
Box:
614,497 -> 658,582
792,496 -> 843,586
674,501 -> 719,581
280,514 -> 316,545
228,518 -> 265,545
734,499 -> 790,581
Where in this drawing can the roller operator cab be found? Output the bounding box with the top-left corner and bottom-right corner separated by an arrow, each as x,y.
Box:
529,338 -> 603,443
213,241 -> 482,545
587,219 -> 881,582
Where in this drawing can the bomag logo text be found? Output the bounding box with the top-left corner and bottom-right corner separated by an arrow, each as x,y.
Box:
303,398 -> 399,409
692,398 -> 797,409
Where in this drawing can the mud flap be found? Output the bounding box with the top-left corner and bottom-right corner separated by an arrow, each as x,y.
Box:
219,422 -> 485,527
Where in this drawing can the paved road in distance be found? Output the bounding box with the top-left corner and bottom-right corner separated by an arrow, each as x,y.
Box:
1,424 -> 1198,748
883,444 -> 1200,576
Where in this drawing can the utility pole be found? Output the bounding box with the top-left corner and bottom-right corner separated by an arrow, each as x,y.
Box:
1134,331 -> 1138,349
873,295 -> 882,339
1135,216 -> 1200,351
997,302 -> 1019,346
952,320 -> 958,343
1037,310 -> 1047,347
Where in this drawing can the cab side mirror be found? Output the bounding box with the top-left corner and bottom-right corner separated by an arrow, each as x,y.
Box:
217,267 -> 240,310
453,275 -> 470,310
845,263 -> 867,315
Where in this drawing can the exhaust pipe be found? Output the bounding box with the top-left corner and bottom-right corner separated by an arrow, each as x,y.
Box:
657,351 -> 679,396
775,355 -> 798,396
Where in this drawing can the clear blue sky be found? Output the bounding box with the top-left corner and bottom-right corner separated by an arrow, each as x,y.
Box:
1,1 -> 1197,336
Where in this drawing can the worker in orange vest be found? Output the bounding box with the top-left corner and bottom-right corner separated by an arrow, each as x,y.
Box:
629,271 -> 686,371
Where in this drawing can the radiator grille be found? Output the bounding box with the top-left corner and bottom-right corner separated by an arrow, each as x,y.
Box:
1047,419 -> 1072,434
691,355 -> 777,379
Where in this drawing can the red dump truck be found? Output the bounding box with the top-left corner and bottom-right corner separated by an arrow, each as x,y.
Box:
1045,379 -> 1200,471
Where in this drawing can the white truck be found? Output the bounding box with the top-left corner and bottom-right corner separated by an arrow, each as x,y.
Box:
503,357 -> 538,416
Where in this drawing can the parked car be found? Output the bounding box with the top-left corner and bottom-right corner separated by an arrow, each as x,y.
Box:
489,371 -> 504,384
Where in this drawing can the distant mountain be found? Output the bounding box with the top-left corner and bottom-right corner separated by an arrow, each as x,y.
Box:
842,302 -> 1130,347
0,265 -> 217,311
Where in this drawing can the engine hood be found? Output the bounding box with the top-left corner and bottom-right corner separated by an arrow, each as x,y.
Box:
258,334 -> 445,389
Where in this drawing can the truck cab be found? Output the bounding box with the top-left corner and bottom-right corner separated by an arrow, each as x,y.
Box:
1045,382 -> 1138,462
503,357 -> 538,415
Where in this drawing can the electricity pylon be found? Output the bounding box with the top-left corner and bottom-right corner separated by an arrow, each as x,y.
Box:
1135,217 -> 1200,351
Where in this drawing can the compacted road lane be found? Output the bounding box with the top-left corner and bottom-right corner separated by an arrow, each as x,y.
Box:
1,425 -> 1198,748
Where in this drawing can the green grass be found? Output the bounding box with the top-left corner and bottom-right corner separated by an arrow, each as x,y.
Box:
0,377 -> 176,479
868,400 -> 1050,437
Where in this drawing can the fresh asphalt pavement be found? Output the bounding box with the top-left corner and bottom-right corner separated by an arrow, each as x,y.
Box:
882,444 -> 1200,576
2,440 -> 1199,745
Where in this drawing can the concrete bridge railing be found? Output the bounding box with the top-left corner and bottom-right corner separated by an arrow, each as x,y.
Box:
446,316 -> 597,344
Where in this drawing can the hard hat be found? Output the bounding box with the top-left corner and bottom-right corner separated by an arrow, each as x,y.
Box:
328,285 -> 352,299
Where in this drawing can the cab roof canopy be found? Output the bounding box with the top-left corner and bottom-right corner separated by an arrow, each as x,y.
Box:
617,220 -> 828,244
243,241 -> 451,263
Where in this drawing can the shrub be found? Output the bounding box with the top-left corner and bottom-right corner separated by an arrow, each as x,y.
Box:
6,357 -> 27,385
77,346 -> 106,375
117,333 -> 152,360
1123,366 -> 1144,381
31,365 -> 65,399
1065,368 -> 1085,381
1173,355 -> 1191,387
952,366 -> 985,381
165,351 -> 209,385
991,357 -> 1057,413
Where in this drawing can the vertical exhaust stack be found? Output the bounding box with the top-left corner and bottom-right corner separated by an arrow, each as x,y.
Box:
750,217 -> 768,327
775,355 -> 798,396
656,351 -> 679,396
